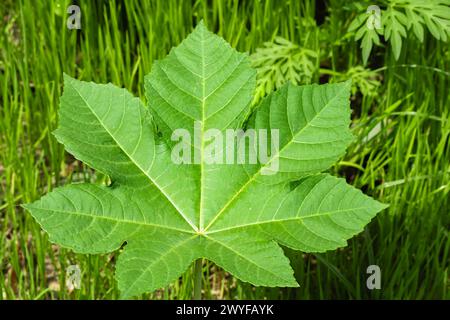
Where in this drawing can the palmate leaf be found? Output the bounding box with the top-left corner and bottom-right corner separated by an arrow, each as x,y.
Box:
250,37 -> 318,103
349,0 -> 450,62
348,12 -> 382,64
24,22 -> 387,298
383,6 -> 408,60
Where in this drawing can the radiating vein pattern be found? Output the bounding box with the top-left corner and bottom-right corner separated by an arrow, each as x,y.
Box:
55,74 -> 198,230
209,174 -> 387,252
145,21 -> 257,230
25,22 -> 387,298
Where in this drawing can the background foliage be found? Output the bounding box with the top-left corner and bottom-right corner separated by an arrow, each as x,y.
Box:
0,0 -> 449,299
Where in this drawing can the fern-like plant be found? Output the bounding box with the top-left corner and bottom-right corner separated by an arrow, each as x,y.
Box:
349,0 -> 450,63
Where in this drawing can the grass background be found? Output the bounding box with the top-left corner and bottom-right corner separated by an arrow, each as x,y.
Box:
0,0 -> 448,299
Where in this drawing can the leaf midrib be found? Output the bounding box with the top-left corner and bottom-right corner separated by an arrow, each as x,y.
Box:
121,235 -> 198,297
69,81 -> 198,232
204,84 -> 349,232
205,206 -> 373,234
32,206 -> 195,234
205,234 -> 296,285
199,27 -> 207,231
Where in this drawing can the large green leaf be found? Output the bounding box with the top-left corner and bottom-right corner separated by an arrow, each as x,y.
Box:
24,22 -> 387,298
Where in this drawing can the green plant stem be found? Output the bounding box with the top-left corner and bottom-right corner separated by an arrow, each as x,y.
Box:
193,259 -> 203,300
